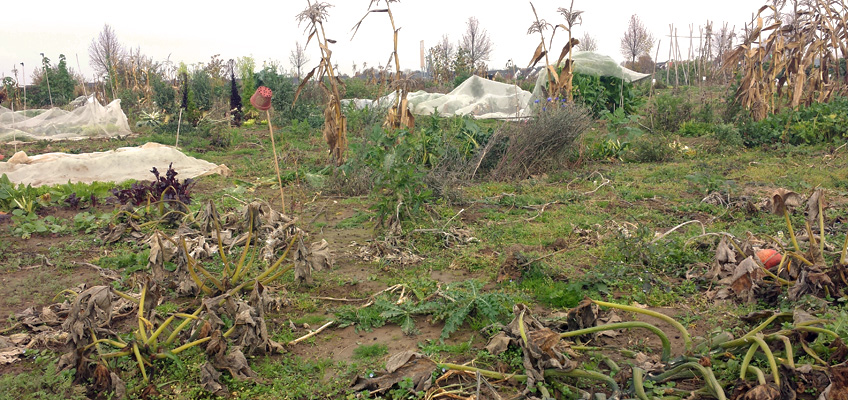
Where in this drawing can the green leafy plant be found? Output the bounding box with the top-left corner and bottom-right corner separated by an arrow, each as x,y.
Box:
72,212 -> 110,234
352,343 -> 388,360
591,138 -> 630,161
10,210 -> 68,239
0,174 -> 47,214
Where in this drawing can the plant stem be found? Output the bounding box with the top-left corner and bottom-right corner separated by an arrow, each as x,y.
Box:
592,299 -> 692,353
165,306 -> 203,346
167,336 -> 211,356
784,210 -> 801,253
132,342 -> 149,383
632,367 -> 650,400
267,109 -> 286,213
561,321 -> 672,361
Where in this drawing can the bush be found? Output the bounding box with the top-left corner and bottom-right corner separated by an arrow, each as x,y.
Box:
489,100 -> 592,180
345,102 -> 386,137
740,97 -> 848,146
572,73 -> 639,117
255,66 -> 322,126
649,91 -> 694,133
625,134 -> 675,163
151,75 -> 176,114
343,78 -> 384,99
679,122 -> 743,147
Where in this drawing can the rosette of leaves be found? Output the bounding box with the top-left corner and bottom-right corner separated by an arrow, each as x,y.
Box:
180,209 -> 300,296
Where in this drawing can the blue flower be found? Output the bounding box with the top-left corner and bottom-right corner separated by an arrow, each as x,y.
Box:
534,99 -> 540,103
546,97 -> 552,102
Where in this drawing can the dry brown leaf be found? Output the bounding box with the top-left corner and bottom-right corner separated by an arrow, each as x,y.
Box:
805,189 -> 825,228
351,351 -> 435,395
200,362 -> 228,397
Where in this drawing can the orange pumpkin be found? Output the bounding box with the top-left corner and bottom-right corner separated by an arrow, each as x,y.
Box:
757,249 -> 782,269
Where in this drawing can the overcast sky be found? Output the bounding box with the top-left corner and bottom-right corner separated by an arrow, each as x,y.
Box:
1,0 -> 764,84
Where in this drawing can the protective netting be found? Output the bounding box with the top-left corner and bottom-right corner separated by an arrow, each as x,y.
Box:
0,142 -> 230,187
572,51 -> 650,82
0,95 -> 131,142
343,75 -> 532,119
343,51 -> 650,119
529,51 -> 650,105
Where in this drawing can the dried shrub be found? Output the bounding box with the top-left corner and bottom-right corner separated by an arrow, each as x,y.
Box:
489,102 -> 591,180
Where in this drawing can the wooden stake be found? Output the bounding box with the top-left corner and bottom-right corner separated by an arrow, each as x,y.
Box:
266,109 -> 286,214
175,108 -> 182,148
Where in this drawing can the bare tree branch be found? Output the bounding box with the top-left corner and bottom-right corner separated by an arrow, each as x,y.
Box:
289,41 -> 311,80
619,14 -> 654,66
88,24 -> 125,78
460,17 -> 493,71
578,32 -> 598,51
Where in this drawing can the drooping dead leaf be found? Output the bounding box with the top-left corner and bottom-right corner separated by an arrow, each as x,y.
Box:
789,266 -> 836,301
726,257 -> 762,304
110,372 -> 127,399
717,237 -> 738,265
485,332 -> 512,355
824,362 -> 848,400
743,384 -> 780,400
565,298 -> 599,340
309,239 -> 333,271
806,189 -> 825,228
499,304 -> 573,397
198,200 -> 221,236
0,336 -> 25,364
769,189 -> 803,215
294,236 -> 312,285
62,285 -> 114,346
200,362 -> 229,397
212,348 -> 258,380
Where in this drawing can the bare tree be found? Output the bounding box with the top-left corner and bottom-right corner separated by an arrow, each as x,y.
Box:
619,14 -> 654,66
436,34 -> 455,63
712,22 -> 735,63
289,41 -> 310,80
88,24 -> 124,97
88,24 -> 124,77
578,32 -> 598,51
460,17 -> 493,70
427,34 -> 456,83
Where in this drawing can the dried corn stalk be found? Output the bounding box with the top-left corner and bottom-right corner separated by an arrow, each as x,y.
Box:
295,1 -> 348,165
352,0 -> 415,131
527,2 -> 582,102
723,0 -> 848,121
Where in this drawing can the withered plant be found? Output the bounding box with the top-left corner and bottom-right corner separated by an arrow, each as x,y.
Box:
351,0 -> 415,131
723,0 -> 848,120
295,1 -> 348,165
527,1 -> 582,102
